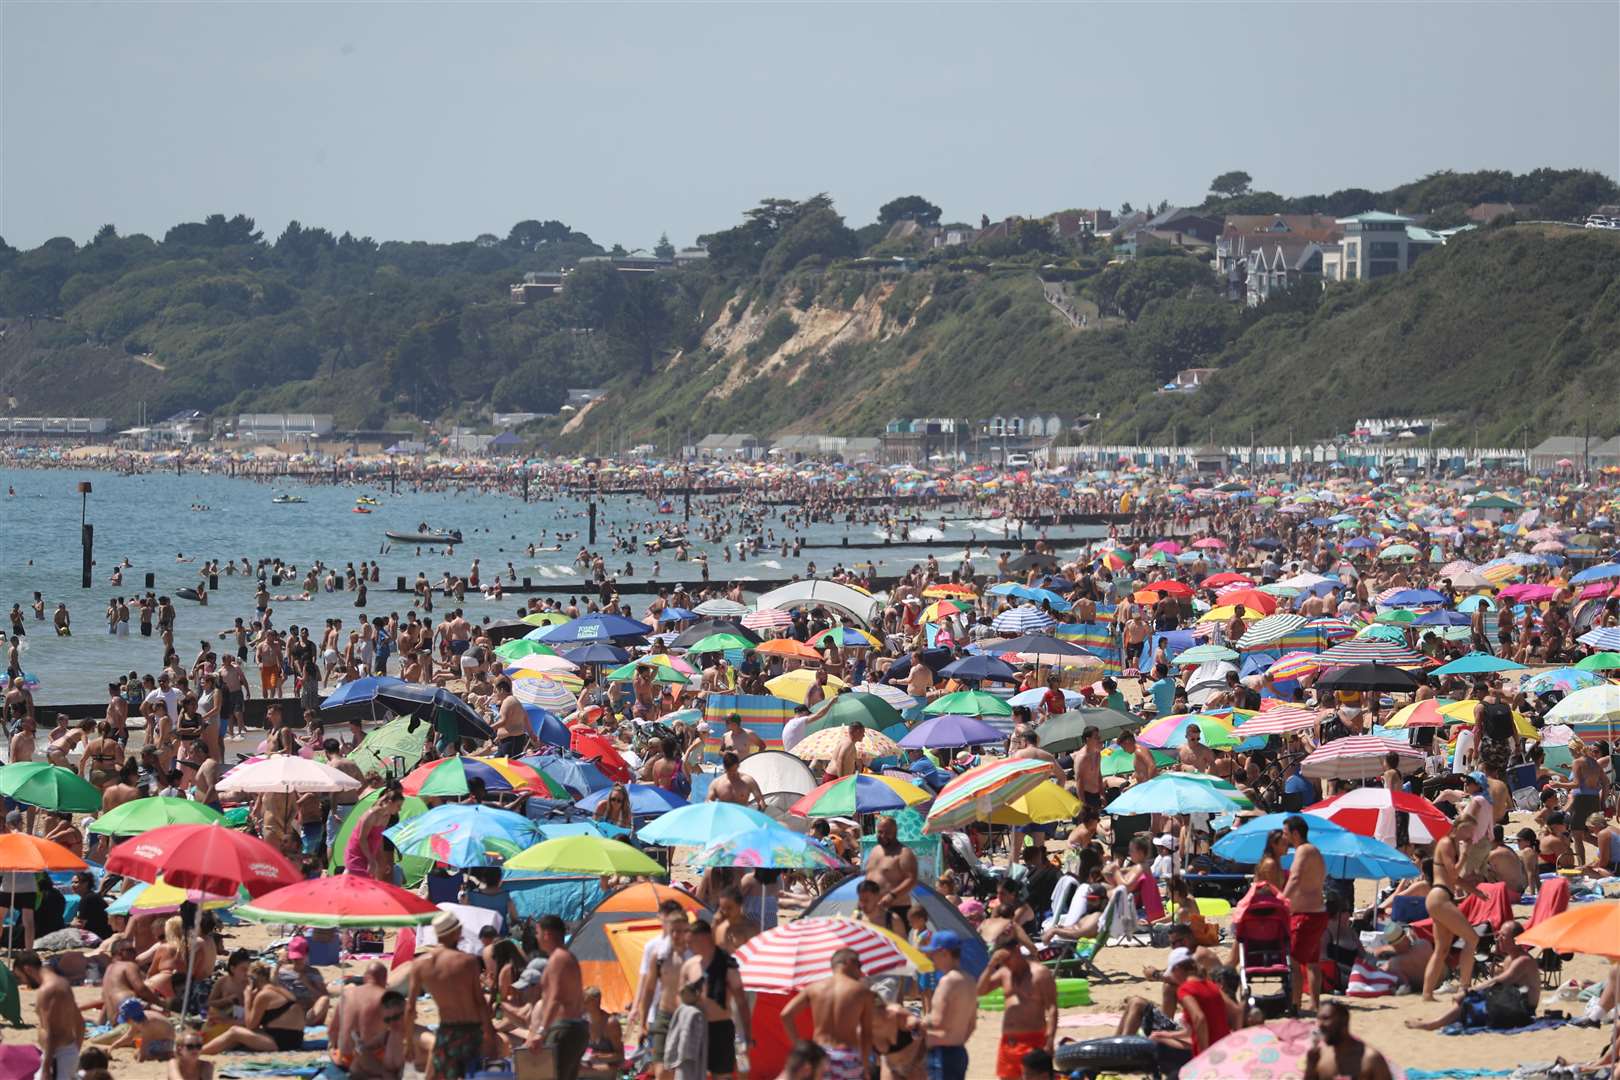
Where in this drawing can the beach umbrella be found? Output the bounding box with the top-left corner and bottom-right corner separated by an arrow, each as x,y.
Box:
346,714 -> 431,777
983,634 -> 1091,662
1521,667 -> 1608,695
658,607 -> 701,624
234,876 -> 440,928
504,654 -> 578,677
493,639 -> 561,662
604,661 -> 690,685
684,632 -> 758,654
1432,653 -> 1526,676
87,797 -> 223,836
543,612 -> 652,643
0,763 -> 100,813
513,676 -> 578,713
802,881 -> 989,976
898,714 -> 1005,748
789,774 -> 929,817
1105,773 -> 1244,815
367,683 -> 496,740
569,729 -> 632,783
1571,564 -> 1620,585
1233,614 -> 1307,650
1174,644 -> 1239,666
319,675 -> 411,719
520,705 -> 572,750
809,627 -> 882,649
106,823 -> 299,898
922,599 -> 974,623
1100,745 -> 1176,777
804,692 -> 906,736
559,643 -> 631,665
1307,789 -> 1451,845
520,753 -> 612,798
1313,663 -> 1421,693
1301,736 -> 1424,781
1138,713 -> 1239,750
1212,589 -> 1279,615
1433,699 -> 1536,738
753,638 -> 822,661
1036,708 -> 1138,750
1181,1019 -> 1324,1080
922,583 -> 978,599
694,598 -> 750,618
789,725 -> 902,765
1312,639 -> 1427,669
1545,683 -> 1620,739
106,876 -> 242,916
849,682 -> 916,710
1575,652 -> 1620,672
328,789 -> 431,880
0,833 -> 85,873
576,783 -> 688,818
1212,812 -> 1416,879
1518,901 -> 1620,959
924,690 -> 1013,717
637,802 -> 776,847
990,781 -> 1081,825
401,756 -> 568,799
741,609 -> 794,631
218,755 -> 361,795
766,669 -> 848,703
1006,686 -> 1085,709
671,620 -> 761,648
521,611 -> 571,627
691,825 -> 847,871
991,605 -> 1056,634
385,803 -> 540,868
735,917 -> 927,992
505,835 -> 664,877
1231,705 -> 1323,737
1577,626 -> 1620,651
938,654 -> 1019,682
923,758 -> 1054,834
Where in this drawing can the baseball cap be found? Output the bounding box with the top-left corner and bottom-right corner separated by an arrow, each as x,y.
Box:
286,935 -> 309,959
1467,771 -> 1488,789
926,930 -> 965,954
512,956 -> 548,991
1167,947 -> 1196,970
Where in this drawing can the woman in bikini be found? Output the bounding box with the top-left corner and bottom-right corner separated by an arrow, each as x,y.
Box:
593,784 -> 634,830
1254,830 -> 1289,892
201,962 -> 308,1054
1421,839 -> 1480,1002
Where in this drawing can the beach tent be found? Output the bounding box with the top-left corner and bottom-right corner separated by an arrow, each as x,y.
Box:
570,884 -> 710,1013
737,749 -> 820,817
755,580 -> 882,627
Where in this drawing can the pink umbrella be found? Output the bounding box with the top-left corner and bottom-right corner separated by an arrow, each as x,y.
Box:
1192,537 -> 1226,550
1531,540 -> 1566,553
1150,540 -> 1182,555
1234,705 -> 1324,736
1301,736 -> 1425,781
1183,1019 -> 1390,1080
742,609 -> 794,631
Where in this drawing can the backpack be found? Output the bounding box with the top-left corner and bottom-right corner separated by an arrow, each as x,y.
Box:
670,760 -> 692,799
1481,702 -> 1515,743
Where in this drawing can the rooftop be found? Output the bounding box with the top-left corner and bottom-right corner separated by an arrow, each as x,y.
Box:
1337,210 -> 1414,225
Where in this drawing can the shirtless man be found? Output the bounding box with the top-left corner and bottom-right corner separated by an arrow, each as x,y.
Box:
1009,728 -> 1063,783
14,950 -> 84,1080
1119,731 -> 1158,784
9,710 -> 36,763
105,684 -> 130,744
101,937 -> 167,1022
976,940 -> 1057,1080
631,906 -> 691,1080
491,678 -> 530,758
1072,726 -> 1104,811
1282,814 -> 1328,1014
529,915 -> 588,1080
780,949 -> 873,1080
822,721 -> 864,782
921,931 -> 977,1080
408,911 -> 496,1080
864,815 -> 919,937
720,713 -> 764,760
1178,724 -> 1215,773
1305,1002 -> 1394,1080
680,919 -> 751,1080
706,752 -> 766,810
331,962 -> 390,1077
713,887 -> 759,954
1406,920 -> 1540,1032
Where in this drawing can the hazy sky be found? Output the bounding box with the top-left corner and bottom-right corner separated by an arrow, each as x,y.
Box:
4,2 -> 1617,251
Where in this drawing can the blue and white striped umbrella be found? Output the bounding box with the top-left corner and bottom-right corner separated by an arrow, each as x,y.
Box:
1578,626 -> 1620,651
991,604 -> 1055,634
513,677 -> 576,712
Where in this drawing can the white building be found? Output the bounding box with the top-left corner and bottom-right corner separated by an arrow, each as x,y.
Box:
235,413 -> 334,441
1320,212 -> 1446,282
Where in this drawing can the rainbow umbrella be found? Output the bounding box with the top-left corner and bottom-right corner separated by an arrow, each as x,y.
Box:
922,599 -> 972,622
235,876 -> 440,928
788,775 -> 929,817
1137,713 -> 1239,749
108,875 -> 244,916
1098,548 -> 1132,572
923,758 -> 1055,834
401,756 -> 568,798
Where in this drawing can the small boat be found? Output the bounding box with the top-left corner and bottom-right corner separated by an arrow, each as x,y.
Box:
386,529 -> 463,545
271,494 -> 307,504
356,496 -> 382,506
353,507 -> 372,514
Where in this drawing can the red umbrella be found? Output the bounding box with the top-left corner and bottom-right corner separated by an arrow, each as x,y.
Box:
1201,573 -> 1253,589
106,823 -> 299,899
1142,579 -> 1193,598
235,875 -> 440,927
1213,588 -> 1279,615
570,729 -> 631,783
1308,789 -> 1451,844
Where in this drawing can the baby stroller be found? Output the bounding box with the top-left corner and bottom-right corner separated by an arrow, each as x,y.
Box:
1233,884 -> 1293,1018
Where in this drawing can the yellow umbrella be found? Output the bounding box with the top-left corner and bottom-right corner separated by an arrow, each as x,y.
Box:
789,726 -> 901,764
766,670 -> 848,704
1198,605 -> 1243,623
989,780 -> 1079,825
1436,699 -> 1536,738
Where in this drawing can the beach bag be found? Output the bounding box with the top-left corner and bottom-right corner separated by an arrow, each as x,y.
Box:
1484,982 -> 1535,1028
670,761 -> 692,799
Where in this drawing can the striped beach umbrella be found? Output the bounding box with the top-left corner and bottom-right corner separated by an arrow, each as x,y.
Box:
513,676 -> 577,712
1301,736 -> 1424,781
1310,639 -> 1427,669
1235,614 -> 1307,650
849,682 -> 917,710
923,758 -> 1055,834
788,774 -> 930,817
1138,713 -> 1240,749
735,917 -> 926,992
1305,617 -> 1360,643
1545,683 -> 1620,739
1232,705 -> 1324,737
1578,626 -> 1620,651
741,608 -> 794,631
1382,699 -> 1453,729
1265,651 -> 1322,681
694,598 -> 750,617
401,756 -> 568,799
1307,789 -> 1451,845
992,604 -> 1056,634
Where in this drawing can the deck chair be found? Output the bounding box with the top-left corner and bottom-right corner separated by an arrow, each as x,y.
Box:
1040,874 -> 1080,935
1048,886 -> 1124,982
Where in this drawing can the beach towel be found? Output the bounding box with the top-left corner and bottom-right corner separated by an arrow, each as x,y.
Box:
391,927 -> 416,971
1345,959 -> 1402,997
1440,1016 -> 1567,1037
1404,1071 -> 1513,1079
1526,877 -> 1569,930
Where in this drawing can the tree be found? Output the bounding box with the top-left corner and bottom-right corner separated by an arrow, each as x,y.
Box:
654,233 -> 675,260
474,233 -> 500,248
505,219 -> 581,251
877,196 -> 942,228
1209,171 -> 1253,198
1119,202 -> 1134,216
92,224 -> 119,246
1132,296 -> 1237,383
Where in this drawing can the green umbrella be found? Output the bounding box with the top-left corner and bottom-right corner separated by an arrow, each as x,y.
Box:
328,788 -> 432,885
88,796 -> 224,835
0,763 -> 100,813
683,633 -> 756,654
1039,707 -> 1139,752
1373,609 -> 1418,625
923,690 -> 1013,718
1100,746 -> 1179,777
347,714 -> 431,778
506,835 -> 665,876
493,639 -> 560,661
805,692 -> 906,736
1575,652 -> 1620,672
604,661 -> 690,684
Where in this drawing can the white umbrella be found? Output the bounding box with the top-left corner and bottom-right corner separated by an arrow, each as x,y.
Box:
694,598 -> 749,617
217,755 -> 361,795
848,682 -> 915,710
504,654 -> 578,676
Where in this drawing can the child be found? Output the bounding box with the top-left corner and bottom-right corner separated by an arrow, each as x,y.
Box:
908,906 -> 936,1010
662,977 -> 708,1080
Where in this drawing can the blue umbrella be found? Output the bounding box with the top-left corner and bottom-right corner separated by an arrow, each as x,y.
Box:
1412,609 -> 1471,626
544,613 -> 652,644
1579,626 -> 1620,651
1344,537 -> 1378,550
1213,812 -> 1416,879
1431,653 -> 1526,676
384,804 -> 539,868
321,676 -> 410,709
533,821 -> 628,841
938,654 -> 1018,682
522,753 -> 613,798
659,608 -> 700,623
1105,774 -> 1244,815
520,705 -> 571,750
1572,563 -> 1620,585
1008,585 -> 1072,611
689,825 -> 846,870
562,644 -> 631,665
1383,588 -> 1445,606
323,679 -> 493,739
898,714 -> 1006,748
637,802 -> 776,847
576,783 -> 687,818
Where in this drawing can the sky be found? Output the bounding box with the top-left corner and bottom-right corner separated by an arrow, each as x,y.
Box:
4,2 -> 1618,251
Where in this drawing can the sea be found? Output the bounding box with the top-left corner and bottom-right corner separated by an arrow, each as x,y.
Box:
0,467 -> 1107,702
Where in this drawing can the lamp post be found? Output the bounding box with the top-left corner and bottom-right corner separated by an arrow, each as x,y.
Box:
78,481 -> 92,588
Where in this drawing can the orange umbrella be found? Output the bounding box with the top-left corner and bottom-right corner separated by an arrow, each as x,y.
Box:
754,639 -> 822,661
1212,589 -> 1279,615
0,833 -> 86,872
1519,900 -> 1620,959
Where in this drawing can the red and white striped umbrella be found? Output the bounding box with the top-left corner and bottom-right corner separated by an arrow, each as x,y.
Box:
735,916 -> 919,991
741,608 -> 794,631
1301,736 -> 1424,781
1309,639 -> 1426,669
1234,705 -> 1324,737
1307,788 -> 1451,845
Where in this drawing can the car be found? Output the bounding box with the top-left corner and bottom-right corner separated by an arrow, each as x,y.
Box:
1005,453 -> 1031,467
1585,216 -> 1617,230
